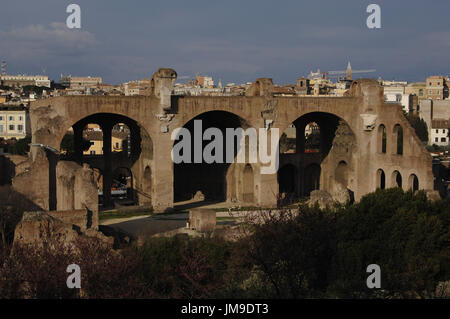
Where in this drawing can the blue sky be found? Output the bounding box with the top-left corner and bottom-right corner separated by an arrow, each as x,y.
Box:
1,0 -> 449,85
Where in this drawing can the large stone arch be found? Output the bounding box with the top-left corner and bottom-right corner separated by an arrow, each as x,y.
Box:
277,110 -> 358,204
174,100 -> 259,131
50,110 -> 154,209
30,97 -> 157,157
275,98 -> 360,138
173,110 -> 253,203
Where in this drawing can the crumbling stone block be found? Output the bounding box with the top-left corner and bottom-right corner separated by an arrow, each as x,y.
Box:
331,182 -> 351,204
14,211 -> 78,245
56,162 -> 98,227
13,210 -> 113,249
308,190 -> 334,209
47,209 -> 95,232
189,209 -> 216,232
424,189 -> 441,202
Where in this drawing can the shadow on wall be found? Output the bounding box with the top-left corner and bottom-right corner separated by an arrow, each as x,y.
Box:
432,159 -> 450,198
0,185 -> 43,246
0,155 -> 16,185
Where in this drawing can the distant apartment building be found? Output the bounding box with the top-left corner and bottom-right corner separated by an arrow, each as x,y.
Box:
123,79 -> 151,96
223,84 -> 246,96
195,75 -> 214,88
272,85 -> 297,97
0,75 -> 50,88
430,119 -> 449,146
383,84 -> 407,111
426,76 -> 449,100
419,99 -> 450,145
0,105 -> 30,140
173,80 -> 227,96
61,76 -> 103,90
83,129 -> 129,155
405,82 -> 427,102
296,77 -> 310,95
124,82 -> 140,96
334,81 -> 352,97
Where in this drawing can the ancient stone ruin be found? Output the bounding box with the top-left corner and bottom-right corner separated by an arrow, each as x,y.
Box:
2,69 -> 439,244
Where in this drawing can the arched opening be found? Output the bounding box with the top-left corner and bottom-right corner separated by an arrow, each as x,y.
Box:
393,124 -> 403,155
409,174 -> 419,192
254,81 -> 261,96
138,165 -> 152,204
377,169 -> 386,189
278,112 -> 356,203
392,170 -> 402,188
378,124 -> 387,154
278,164 -> 298,204
288,112 -> 342,158
335,161 -> 348,186
304,163 -> 321,196
59,113 -> 152,209
173,110 -> 247,203
243,164 -> 254,203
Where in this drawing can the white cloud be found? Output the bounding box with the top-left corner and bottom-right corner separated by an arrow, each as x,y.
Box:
0,22 -> 96,60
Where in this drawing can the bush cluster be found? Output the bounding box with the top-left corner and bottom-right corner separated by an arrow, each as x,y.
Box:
0,188 -> 448,299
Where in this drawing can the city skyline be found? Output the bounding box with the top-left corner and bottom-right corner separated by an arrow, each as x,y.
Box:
0,0 -> 449,85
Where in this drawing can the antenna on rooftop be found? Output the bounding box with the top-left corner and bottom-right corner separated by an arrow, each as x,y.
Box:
1,61 -> 6,75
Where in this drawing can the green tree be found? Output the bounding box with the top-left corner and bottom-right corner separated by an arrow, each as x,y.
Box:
8,135 -> 31,155
237,207 -> 336,298
405,112 -> 428,143
60,133 -> 91,155
330,188 -> 449,298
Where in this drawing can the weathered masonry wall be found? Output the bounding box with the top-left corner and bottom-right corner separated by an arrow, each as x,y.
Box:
11,69 -> 435,213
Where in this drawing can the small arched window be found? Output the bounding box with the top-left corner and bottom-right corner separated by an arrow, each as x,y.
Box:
392,170 -> 402,188
409,174 -> 419,192
377,169 -> 385,189
378,124 -> 387,154
393,124 -> 403,155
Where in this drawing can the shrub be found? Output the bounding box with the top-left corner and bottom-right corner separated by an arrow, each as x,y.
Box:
134,236 -> 232,298
0,238 -> 153,299
330,188 -> 450,298
234,207 -> 336,298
